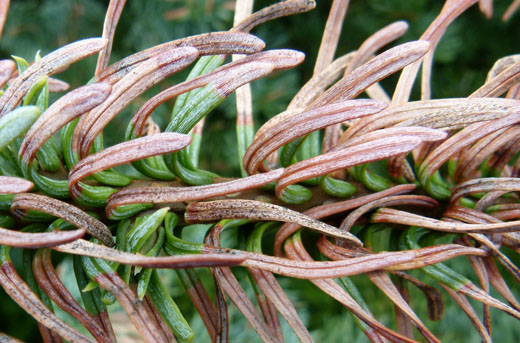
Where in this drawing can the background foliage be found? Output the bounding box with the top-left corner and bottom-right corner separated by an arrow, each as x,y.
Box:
0,0 -> 519,341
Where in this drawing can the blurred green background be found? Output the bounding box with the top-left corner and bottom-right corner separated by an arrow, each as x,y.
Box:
0,0 -> 519,341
